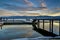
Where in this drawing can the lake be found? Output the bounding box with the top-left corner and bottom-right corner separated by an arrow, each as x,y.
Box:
0,22 -> 60,40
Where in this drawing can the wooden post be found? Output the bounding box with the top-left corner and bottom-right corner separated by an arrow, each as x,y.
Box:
32,19 -> 37,29
49,20 -> 51,32
51,20 -> 53,33
59,20 -> 60,36
37,20 -> 40,28
43,20 -> 44,29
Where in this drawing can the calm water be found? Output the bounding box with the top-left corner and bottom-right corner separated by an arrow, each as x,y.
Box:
0,22 -> 60,40
0,25 -> 43,40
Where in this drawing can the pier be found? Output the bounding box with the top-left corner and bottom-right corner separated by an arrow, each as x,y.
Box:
0,16 -> 60,37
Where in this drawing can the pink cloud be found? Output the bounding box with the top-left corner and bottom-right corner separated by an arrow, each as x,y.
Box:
24,0 -> 34,7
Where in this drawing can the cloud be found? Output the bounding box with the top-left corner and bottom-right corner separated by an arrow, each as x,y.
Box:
0,0 -> 48,11
39,0 -> 48,10
24,0 -> 34,7
52,8 -> 60,10
41,2 -> 46,7
0,9 -> 40,16
0,9 -> 60,16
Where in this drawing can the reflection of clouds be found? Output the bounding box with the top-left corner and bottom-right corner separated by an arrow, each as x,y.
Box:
0,25 -> 41,39
22,32 -> 32,37
52,23 -> 59,35
40,22 -> 59,35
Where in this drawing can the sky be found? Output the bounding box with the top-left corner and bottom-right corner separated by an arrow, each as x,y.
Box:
0,0 -> 60,16
0,0 -> 60,11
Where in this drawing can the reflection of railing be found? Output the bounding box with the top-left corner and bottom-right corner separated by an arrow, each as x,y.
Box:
32,19 -> 60,37
33,18 -> 60,35
30,16 -> 60,37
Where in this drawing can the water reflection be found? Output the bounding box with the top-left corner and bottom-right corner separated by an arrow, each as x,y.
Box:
0,25 -> 42,40
0,21 -> 60,40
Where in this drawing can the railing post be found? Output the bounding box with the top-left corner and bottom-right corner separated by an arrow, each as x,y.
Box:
37,20 -> 40,28
49,20 -> 51,32
59,20 -> 60,36
32,19 -> 37,29
49,20 -> 53,33
51,20 -> 53,33
43,19 -> 44,29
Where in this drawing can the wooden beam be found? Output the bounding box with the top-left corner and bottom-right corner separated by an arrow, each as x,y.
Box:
43,20 -> 44,29
32,19 -> 37,29
59,20 -> 60,35
51,20 -> 53,33
37,20 -> 40,28
49,20 -> 52,32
